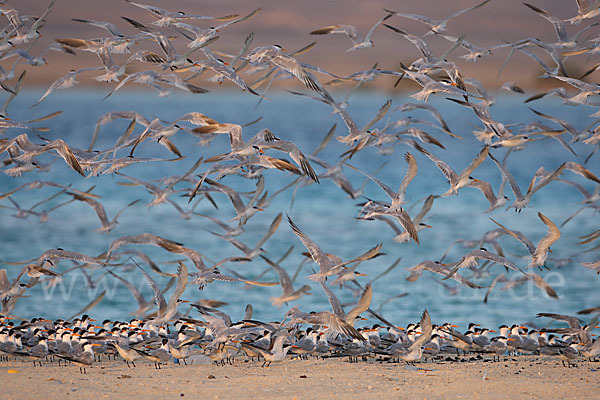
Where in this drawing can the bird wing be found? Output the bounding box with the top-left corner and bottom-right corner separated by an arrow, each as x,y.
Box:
523,3 -> 568,42
534,212 -> 561,259
254,212 -> 282,252
389,209 -> 420,244
529,273 -> 558,299
383,24 -> 433,60
490,217 -> 536,255
311,25 -> 359,43
107,270 -> 148,310
488,152 -> 524,201
446,0 -> 492,22
287,215 -> 334,273
528,162 -> 565,197
458,145 -> 489,183
410,309 -> 433,350
309,312 -> 365,341
414,141 -> 458,184
134,260 -> 167,316
262,255 -> 294,296
345,162 -> 397,200
397,152 -> 418,201
319,281 -> 344,318
345,283 -> 373,324
204,177 -> 246,215
537,312 -> 582,329
166,262 -> 188,310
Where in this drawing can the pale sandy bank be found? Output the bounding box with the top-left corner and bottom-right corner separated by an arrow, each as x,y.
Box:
1,356 -> 599,399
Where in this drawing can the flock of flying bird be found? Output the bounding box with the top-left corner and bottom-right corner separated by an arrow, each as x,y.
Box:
0,0 -> 599,371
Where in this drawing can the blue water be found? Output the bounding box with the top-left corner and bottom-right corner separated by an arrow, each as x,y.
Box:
1,89 -> 598,328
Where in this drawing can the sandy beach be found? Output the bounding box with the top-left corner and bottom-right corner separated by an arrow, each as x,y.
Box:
2,356 -> 599,399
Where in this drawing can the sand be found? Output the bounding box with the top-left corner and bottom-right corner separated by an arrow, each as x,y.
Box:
1,355 -> 598,399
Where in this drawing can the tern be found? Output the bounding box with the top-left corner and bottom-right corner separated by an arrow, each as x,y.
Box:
247,45 -> 323,93
125,1 -> 239,27
310,13 -> 392,52
491,212 -> 560,270
415,141 -> 489,197
384,0 -> 492,35
262,256 -> 311,308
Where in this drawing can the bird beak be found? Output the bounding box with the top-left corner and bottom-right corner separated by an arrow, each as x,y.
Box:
223,61 -> 230,66
451,325 -> 460,328
489,330 -> 497,333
